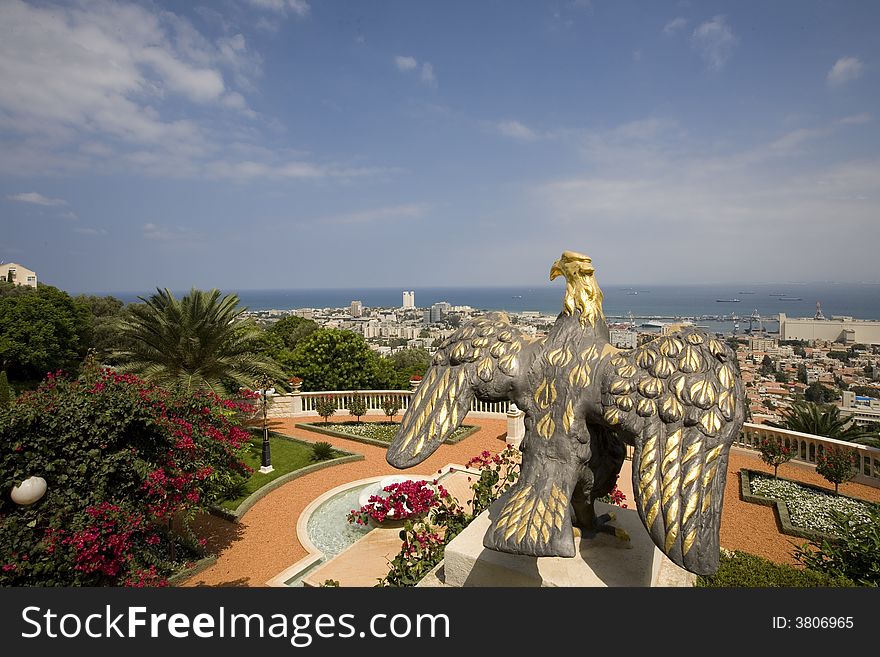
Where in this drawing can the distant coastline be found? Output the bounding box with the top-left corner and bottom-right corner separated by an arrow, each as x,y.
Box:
80,283 -> 880,324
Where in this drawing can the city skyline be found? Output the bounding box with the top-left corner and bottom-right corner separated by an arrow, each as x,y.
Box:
1,1 -> 879,292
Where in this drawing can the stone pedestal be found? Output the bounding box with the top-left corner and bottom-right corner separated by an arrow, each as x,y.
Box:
437,501 -> 695,587
506,404 -> 525,449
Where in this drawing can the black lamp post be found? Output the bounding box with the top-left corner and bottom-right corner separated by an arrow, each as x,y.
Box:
257,376 -> 275,474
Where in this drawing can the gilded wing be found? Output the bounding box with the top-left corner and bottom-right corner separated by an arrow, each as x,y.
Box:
387,313 -> 542,469
598,329 -> 745,575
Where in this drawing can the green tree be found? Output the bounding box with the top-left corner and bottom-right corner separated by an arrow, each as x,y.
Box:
314,395 -> 337,423
796,363 -> 808,384
804,382 -> 838,403
266,316 -> 317,352
113,288 -> 285,395
757,436 -> 793,478
348,394 -> 367,424
283,329 -> 383,391
769,402 -> 874,443
759,355 -> 775,376
74,294 -> 126,360
0,284 -> 91,381
774,371 -> 789,384
382,396 -> 402,422
815,447 -> 857,494
384,347 -> 431,389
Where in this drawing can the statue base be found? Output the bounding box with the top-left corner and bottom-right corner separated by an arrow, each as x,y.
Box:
423,501 -> 695,587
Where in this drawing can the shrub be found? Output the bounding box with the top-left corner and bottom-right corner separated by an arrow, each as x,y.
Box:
310,441 -> 335,462
815,447 -> 857,494
794,506 -> 880,586
0,365 -> 254,586
758,437 -> 793,478
381,396 -> 402,422
347,480 -> 447,526
347,394 -> 367,424
0,370 -> 12,407
596,479 -> 628,508
379,521 -> 446,587
697,550 -> 854,587
466,445 -> 521,516
314,395 -> 336,423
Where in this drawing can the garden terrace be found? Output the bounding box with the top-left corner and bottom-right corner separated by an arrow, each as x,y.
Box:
183,392 -> 880,587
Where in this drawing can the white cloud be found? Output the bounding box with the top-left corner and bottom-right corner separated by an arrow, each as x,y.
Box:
395,56 -> 418,72
827,56 -> 864,86
421,63 -> 436,86
0,0 -> 258,149
663,17 -> 687,35
497,120 -> 539,142
395,56 -> 436,86
529,117 -> 880,283
691,15 -> 738,71
6,192 -> 68,206
318,204 -> 428,225
246,0 -> 310,17
838,113 -> 871,125
0,1 -> 391,183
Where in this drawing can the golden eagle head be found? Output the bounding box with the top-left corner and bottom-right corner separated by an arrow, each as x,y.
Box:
550,250 -> 605,327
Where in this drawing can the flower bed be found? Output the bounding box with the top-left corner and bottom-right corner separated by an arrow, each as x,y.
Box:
741,470 -> 875,537
347,479 -> 448,526
297,421 -> 477,447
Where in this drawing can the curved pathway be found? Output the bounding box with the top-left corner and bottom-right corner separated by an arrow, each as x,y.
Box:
184,416 -> 880,586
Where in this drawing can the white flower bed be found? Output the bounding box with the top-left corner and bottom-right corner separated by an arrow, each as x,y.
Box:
749,474 -> 873,534
323,422 -> 471,443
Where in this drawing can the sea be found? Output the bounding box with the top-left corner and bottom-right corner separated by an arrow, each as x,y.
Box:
99,282 -> 880,336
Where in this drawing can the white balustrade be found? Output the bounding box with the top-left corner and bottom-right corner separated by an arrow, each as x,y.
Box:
737,422 -> 880,487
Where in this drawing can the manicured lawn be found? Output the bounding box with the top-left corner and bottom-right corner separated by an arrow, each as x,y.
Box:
218,434 -> 335,510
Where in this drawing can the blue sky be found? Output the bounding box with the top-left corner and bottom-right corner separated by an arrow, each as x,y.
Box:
1,0 -> 878,293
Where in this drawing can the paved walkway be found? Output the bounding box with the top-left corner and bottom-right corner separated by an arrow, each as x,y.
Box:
183,416 -> 880,586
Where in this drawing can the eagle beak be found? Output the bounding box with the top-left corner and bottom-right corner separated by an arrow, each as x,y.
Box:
549,260 -> 563,281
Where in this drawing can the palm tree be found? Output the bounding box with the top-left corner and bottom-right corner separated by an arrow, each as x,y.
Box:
769,401 -> 877,444
113,288 -> 285,395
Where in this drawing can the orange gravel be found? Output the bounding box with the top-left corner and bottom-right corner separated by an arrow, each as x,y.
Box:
182,417 -> 880,586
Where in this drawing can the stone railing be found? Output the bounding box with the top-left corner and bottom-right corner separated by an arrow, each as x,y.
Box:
265,389 -> 510,419
736,422 -> 880,487
264,392 -> 880,488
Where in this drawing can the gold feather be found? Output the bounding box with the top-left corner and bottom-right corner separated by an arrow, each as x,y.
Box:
610,378 -> 632,394
652,356 -> 676,379
638,376 -> 664,398
660,394 -> 684,422
682,530 -> 696,556
472,336 -> 490,348
718,363 -> 735,389
616,395 -> 634,412
686,332 -> 705,345
603,407 -> 621,425
563,400 -> 575,432
477,356 -> 495,382
690,379 -> 717,409
708,339 -> 726,357
659,337 -> 684,357
699,410 -> 722,436
536,413 -> 555,439
679,345 -> 704,373
637,349 -> 655,369
637,398 -> 657,417
645,500 -> 660,528
489,341 -> 507,358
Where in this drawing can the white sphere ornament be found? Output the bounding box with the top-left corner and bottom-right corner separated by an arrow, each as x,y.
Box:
11,476 -> 47,506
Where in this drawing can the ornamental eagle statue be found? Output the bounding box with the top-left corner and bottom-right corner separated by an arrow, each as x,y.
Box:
386,251 -> 746,575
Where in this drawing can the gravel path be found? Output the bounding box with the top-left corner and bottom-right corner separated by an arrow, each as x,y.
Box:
183,417 -> 880,586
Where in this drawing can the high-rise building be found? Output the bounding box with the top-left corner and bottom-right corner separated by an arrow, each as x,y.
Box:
430,301 -> 450,324
402,290 -> 415,309
350,300 -> 363,317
